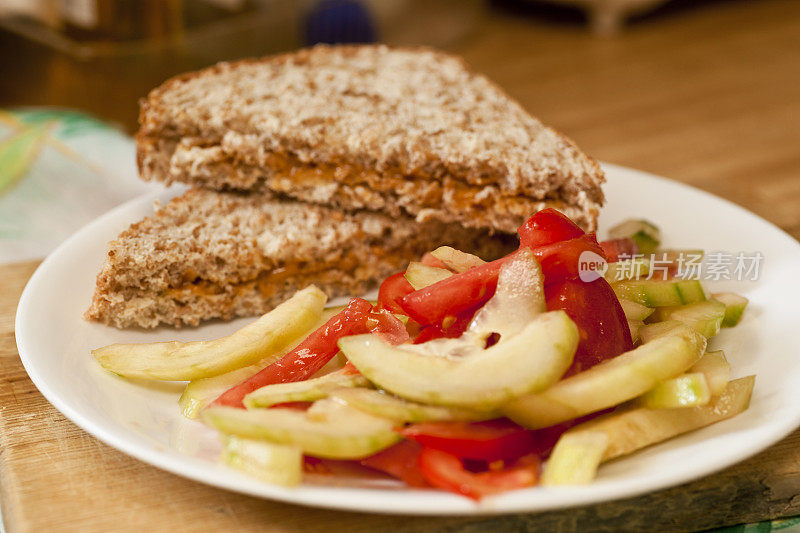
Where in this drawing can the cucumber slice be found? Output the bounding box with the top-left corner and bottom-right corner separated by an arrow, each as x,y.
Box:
180,362 -> 265,419
619,299 -> 654,321
611,279 -> 706,307
639,320 -> 683,344
203,400 -> 401,459
180,343 -> 342,419
504,324 -> 707,429
651,300 -> 726,338
648,306 -> 679,321
608,219 -> 660,254
676,280 -> 706,303
182,352 -> 340,419
468,248 -> 545,341
329,387 -> 493,423
640,372 -> 711,409
339,310 -> 578,410
404,262 -> 453,290
564,376 -> 754,462
244,369 -> 369,409
604,258 -> 651,282
689,350 -> 730,395
222,436 -> 303,486
541,431 -> 609,486
179,308 -> 339,418
430,246 -> 485,272
93,285 -> 327,381
712,292 -> 749,327
628,320 -> 644,343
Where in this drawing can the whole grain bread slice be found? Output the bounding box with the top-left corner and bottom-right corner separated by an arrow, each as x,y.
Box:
137,44 -> 604,232
86,188 -> 515,329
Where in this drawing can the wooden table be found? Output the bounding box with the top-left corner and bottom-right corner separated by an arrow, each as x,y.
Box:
2,0 -> 800,531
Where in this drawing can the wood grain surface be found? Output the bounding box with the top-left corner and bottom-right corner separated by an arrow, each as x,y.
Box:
1,0 -> 799,531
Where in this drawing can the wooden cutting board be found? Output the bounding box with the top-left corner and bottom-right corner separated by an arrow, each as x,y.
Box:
2,260 -> 800,533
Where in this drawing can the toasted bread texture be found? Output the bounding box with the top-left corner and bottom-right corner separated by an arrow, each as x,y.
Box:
137,44 -> 604,232
86,188 -> 515,329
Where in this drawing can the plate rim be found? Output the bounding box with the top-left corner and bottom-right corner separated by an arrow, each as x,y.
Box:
14,162 -> 800,516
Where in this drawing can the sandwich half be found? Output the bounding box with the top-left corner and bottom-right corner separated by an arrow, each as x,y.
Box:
136,44 -> 605,233
86,188 -> 514,328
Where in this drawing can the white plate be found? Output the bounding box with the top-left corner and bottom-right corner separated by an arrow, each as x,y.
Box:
15,164 -> 800,515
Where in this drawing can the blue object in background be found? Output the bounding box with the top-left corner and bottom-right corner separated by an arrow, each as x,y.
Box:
304,0 -> 377,45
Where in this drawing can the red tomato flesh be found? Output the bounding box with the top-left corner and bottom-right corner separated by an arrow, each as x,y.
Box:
377,271 -> 415,315
398,223 -> 605,327
303,457 -> 385,478
367,308 -> 411,345
526,408 -> 616,458
398,256 -> 508,326
418,448 -> 539,500
517,207 -> 584,248
212,298 -> 374,408
269,401 -> 312,410
400,418 -> 537,462
600,238 -> 638,263
360,440 -> 429,488
545,277 -> 633,376
530,233 -> 606,285
420,252 -> 451,270
412,308 -> 476,344
341,361 -> 360,374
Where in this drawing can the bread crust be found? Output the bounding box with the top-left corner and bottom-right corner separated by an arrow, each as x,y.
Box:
136,44 -> 604,231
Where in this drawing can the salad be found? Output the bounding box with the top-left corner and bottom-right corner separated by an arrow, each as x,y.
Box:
92,209 -> 753,500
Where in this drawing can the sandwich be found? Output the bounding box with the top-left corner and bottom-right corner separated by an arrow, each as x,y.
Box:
136,45 -> 604,233
87,44 -> 605,329
86,187 -> 512,329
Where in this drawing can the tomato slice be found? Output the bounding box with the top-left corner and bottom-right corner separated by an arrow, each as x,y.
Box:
212,298 -> 373,408
397,209 -> 602,327
518,208 -> 584,248
398,256 -> 508,326
377,272 -> 415,315
418,448 -> 539,500
399,230 -> 604,326
420,252 -> 451,270
545,277 -> 633,376
268,401 -> 312,410
600,238 -> 638,263
360,440 -> 429,488
527,408 -> 615,458
341,361 -> 360,374
367,308 -> 411,345
412,308 -> 475,344
304,457 -> 383,478
530,233 -> 606,285
400,418 -> 537,462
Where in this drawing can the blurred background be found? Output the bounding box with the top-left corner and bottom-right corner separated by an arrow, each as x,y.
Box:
0,0 -> 798,248
1,0 -> 795,132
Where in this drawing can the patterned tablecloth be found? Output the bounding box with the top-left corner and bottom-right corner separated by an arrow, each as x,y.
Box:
0,107 -> 161,263
0,107 -> 798,533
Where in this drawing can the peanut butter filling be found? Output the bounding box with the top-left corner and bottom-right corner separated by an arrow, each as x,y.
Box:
258,152 -> 569,217
164,249 -> 376,301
